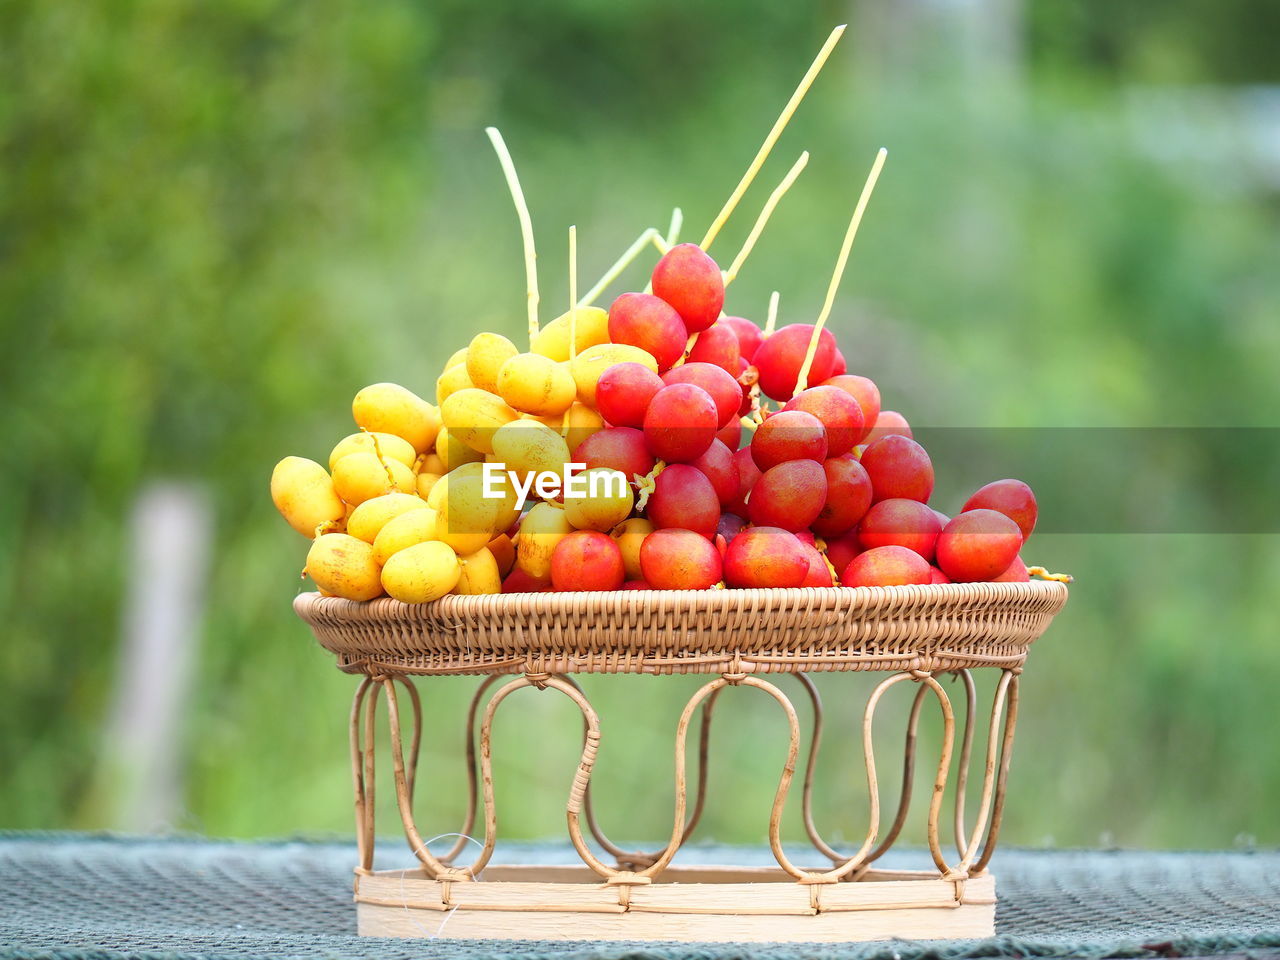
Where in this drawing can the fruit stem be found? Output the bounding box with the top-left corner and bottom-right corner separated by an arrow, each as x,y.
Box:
794,147 -> 888,397
1027,566 -> 1074,583
699,24 -> 847,251
577,226 -> 661,307
485,127 -> 540,346
568,224 -> 578,361
764,290 -> 780,337
724,151 -> 810,286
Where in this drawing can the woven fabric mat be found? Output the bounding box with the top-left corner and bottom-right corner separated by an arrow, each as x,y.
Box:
2,834 -> 1278,959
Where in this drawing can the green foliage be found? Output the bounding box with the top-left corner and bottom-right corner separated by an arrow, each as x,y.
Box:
1,1 -> 1276,849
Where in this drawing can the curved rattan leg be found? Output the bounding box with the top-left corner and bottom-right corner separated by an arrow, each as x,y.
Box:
795,673 -> 844,864
349,677 -> 376,874
857,682 -> 931,872
394,676 -> 422,802
381,677 -> 455,879
972,670 -> 1020,876
919,675 -> 958,877
431,674 -> 501,866
952,670 -> 978,858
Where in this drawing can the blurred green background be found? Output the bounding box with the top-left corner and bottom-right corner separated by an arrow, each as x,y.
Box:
3,0 -> 1278,856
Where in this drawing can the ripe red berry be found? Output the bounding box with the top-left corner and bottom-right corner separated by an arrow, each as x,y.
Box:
595,362 -> 664,428
860,435 -> 934,503
751,409 -> 828,471
962,479 -> 1038,541
643,383 -> 718,463
936,509 -> 1023,583
842,545 -> 931,588
650,243 -> 725,332
551,531 -> 625,591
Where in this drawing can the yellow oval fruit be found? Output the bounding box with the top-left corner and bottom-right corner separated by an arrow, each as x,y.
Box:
611,517 -> 654,581
531,307 -> 610,362
454,547 -> 502,595
331,452 -> 416,506
415,471 -> 442,500
487,533 -> 516,578
445,347 -> 469,370
427,462 -> 520,555
561,402 -> 605,454
436,363 -> 474,406
372,506 -> 440,565
435,426 -> 485,472
381,541 -> 461,603
270,457 -> 346,538
440,388 -> 519,454
347,492 -> 428,543
328,432 -> 417,472
561,468 -> 634,532
352,383 -> 441,454
496,352 -> 577,416
515,501 -> 573,579
465,332 -> 519,393
305,534 -> 384,601
491,419 -> 571,478
570,343 -> 658,406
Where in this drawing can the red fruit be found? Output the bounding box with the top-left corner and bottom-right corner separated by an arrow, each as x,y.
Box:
992,555 -> 1030,582
640,528 -> 724,589
646,464 -> 719,537
750,410 -> 828,471
717,512 -> 747,543
651,243 -> 725,332
928,566 -> 952,584
857,498 -> 944,562
607,293 -> 688,372
811,455 -> 873,538
576,427 -> 656,481
551,531 -> 625,591
822,375 -> 881,444
794,530 -> 816,546
783,386 -> 865,457
798,542 -> 834,587
596,362 -> 664,428
721,316 -> 764,362
842,546 -> 931,588
962,479 -> 1038,541
860,435 -> 934,503
502,568 -> 553,593
865,410 -> 912,443
662,362 -> 742,429
686,321 -> 741,372
747,459 -> 827,532
689,439 -> 739,506
936,510 -> 1023,583
723,526 -> 810,588
932,509 -> 951,528
753,324 -> 838,401
726,447 -> 761,517
622,579 -> 651,590
716,417 -> 742,451
830,349 -> 847,377
644,383 -> 717,463
824,532 -> 861,576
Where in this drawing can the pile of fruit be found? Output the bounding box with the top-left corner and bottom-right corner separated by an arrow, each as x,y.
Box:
269,27 -> 1058,604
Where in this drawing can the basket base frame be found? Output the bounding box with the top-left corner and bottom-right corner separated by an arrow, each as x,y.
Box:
354,865 -> 996,943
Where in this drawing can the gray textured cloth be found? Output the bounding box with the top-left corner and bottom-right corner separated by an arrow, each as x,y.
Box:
2,834 -> 1278,959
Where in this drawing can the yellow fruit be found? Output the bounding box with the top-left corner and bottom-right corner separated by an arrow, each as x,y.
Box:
465,332 -> 519,393
515,501 -> 572,579
445,347 -> 469,369
347,492 -> 428,543
435,426 -> 485,472
427,462 -> 520,555
440,388 -> 519,454
496,352 -> 577,416
372,507 -> 440,565
611,517 -> 653,581
436,363 -> 474,406
563,468 -> 634,531
561,402 -> 605,453
570,343 -> 658,406
454,547 -> 502,595
491,419 -> 571,478
352,383 -> 441,453
328,432 -> 417,472
381,541 -> 461,603
415,471 -> 442,500
416,452 -> 446,475
270,457 -> 346,538
305,534 -> 384,601
331,452 -> 416,506
531,307 -> 610,362
487,533 -> 516,577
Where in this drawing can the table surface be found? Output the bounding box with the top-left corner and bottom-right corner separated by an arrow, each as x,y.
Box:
2,833 -> 1278,960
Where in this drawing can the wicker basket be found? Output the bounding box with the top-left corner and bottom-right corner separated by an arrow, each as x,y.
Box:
296,581 -> 1069,943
